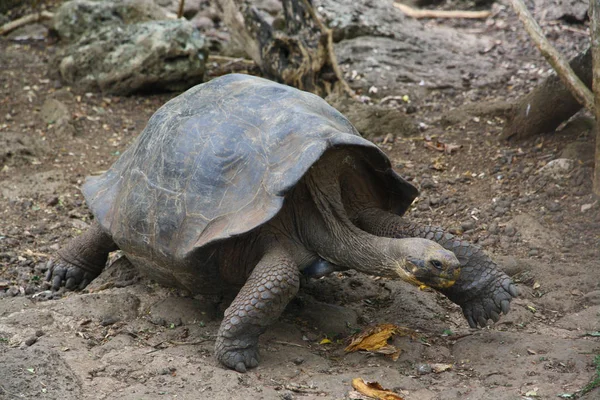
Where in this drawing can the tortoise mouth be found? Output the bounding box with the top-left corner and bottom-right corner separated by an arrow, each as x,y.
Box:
397,260 -> 460,289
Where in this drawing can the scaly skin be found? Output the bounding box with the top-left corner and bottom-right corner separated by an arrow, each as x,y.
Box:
357,209 -> 518,328
46,221 -> 117,290
215,244 -> 299,372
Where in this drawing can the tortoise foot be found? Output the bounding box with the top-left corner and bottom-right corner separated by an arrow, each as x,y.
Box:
216,339 -> 260,373
462,276 -> 519,328
45,259 -> 99,291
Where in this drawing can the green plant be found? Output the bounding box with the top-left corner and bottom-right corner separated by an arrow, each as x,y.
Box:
582,354 -> 600,395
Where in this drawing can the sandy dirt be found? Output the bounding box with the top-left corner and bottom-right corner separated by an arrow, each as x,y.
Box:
1,1 -> 599,399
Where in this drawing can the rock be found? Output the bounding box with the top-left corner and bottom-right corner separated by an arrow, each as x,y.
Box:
504,223 -> 516,237
180,0 -> 204,18
151,316 -> 167,326
546,201 -> 561,212
537,158 -> 575,180
41,99 -> 75,136
56,20 -> 208,95
53,0 -> 170,42
461,220 -> 475,232
420,178 -> 436,189
24,336 -> 37,346
416,363 -> 433,374
190,14 -> 214,31
100,316 -> 120,326
534,0 -> 588,22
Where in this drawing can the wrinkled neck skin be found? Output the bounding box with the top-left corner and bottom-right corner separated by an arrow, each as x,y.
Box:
267,150 -> 429,282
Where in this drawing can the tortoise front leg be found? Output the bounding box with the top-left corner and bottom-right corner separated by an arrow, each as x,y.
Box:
47,221 -> 118,290
215,243 -> 299,372
356,208 -> 518,328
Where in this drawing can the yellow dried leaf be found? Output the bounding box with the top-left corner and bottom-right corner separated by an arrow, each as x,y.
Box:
319,338 -> 332,345
345,324 -> 416,361
351,378 -> 404,400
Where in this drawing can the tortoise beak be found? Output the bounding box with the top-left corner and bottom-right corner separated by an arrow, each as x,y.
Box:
403,257 -> 460,289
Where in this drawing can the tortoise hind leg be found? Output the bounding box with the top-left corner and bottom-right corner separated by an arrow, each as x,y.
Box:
47,220 -> 118,291
355,208 -> 518,328
215,242 -> 299,372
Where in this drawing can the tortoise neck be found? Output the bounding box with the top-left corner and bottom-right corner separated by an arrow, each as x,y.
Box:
298,154 -> 407,277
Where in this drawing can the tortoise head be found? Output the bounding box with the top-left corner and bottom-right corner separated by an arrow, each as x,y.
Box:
392,238 -> 461,289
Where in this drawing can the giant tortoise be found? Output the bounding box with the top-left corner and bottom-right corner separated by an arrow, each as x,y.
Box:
47,74 -> 518,372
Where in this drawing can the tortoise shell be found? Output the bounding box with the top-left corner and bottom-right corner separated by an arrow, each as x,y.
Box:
82,74 -> 418,287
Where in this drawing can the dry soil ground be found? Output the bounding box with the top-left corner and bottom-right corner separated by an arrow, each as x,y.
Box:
0,1 -> 599,399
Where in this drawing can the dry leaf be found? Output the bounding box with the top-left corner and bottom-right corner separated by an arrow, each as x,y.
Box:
351,378 -> 404,400
345,324 -> 416,361
431,158 -> 445,171
424,138 -> 462,154
431,363 -> 452,373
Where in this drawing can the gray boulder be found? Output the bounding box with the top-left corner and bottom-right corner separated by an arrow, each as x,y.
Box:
53,0 -> 169,41
57,20 -> 208,95
53,0 -> 170,42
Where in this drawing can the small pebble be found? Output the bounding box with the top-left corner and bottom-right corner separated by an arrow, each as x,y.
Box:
461,220 -> 475,232
504,224 -> 516,237
547,202 -> 561,212
421,179 -> 436,189
481,237 -> 498,248
281,392 -> 294,400
528,249 -> 539,257
488,221 -> 499,234
24,336 -> 37,346
100,316 -> 119,326
448,226 -> 463,235
292,357 -> 304,365
417,202 -> 429,211
151,316 -> 167,326
416,363 -> 432,375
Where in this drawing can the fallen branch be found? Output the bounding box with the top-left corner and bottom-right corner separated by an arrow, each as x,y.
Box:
208,55 -> 255,65
0,11 -> 54,36
501,47 -> 591,141
177,0 -> 185,19
508,0 -> 594,113
393,3 -> 491,19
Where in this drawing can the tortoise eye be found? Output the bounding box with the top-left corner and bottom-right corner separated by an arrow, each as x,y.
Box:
430,260 -> 444,270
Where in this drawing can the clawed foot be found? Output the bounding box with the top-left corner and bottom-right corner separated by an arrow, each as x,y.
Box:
45,259 -> 98,291
461,277 -> 518,328
215,340 -> 260,373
